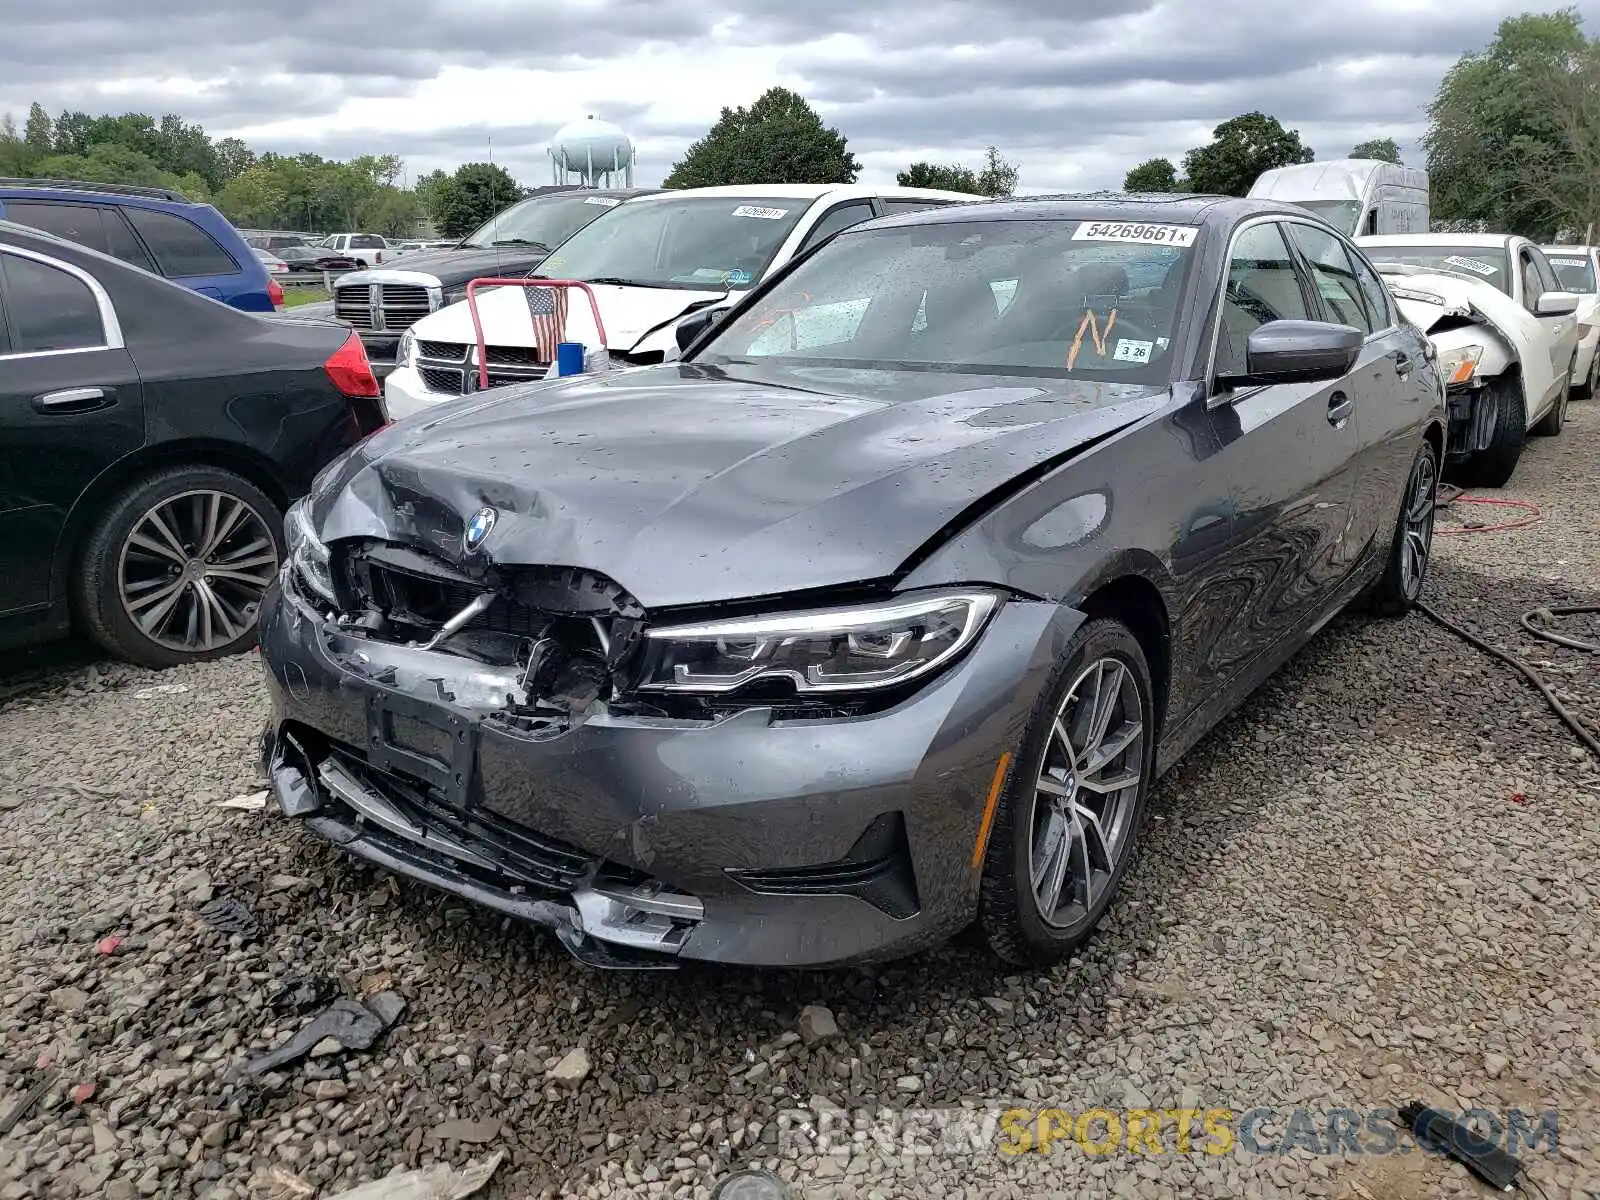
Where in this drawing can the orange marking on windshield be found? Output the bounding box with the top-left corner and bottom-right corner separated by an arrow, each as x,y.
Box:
1066,308 -> 1118,370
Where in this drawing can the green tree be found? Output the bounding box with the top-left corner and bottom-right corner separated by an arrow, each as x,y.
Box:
1183,111 -> 1314,196
897,161 -> 980,191
430,162 -> 524,238
665,87 -> 860,188
53,111 -> 93,157
24,103 -> 53,154
1349,137 -> 1402,164
1425,10 -> 1599,240
214,137 -> 255,182
0,114 -> 28,175
974,146 -> 1020,198
216,164 -> 290,228
361,189 -> 425,237
1123,157 -> 1179,192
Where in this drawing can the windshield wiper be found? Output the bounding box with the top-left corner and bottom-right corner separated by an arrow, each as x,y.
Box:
582,276 -> 684,289
490,239 -> 550,251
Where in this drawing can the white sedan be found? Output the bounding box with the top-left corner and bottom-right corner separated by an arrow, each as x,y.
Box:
1540,244 -> 1600,397
1358,233 -> 1579,487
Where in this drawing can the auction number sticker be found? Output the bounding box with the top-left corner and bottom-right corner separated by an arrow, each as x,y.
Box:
1443,255 -> 1497,276
1072,222 -> 1198,247
733,205 -> 790,219
585,196 -> 621,206
1113,338 -> 1154,363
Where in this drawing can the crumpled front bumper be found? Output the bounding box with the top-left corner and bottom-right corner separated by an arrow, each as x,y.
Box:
256,576 -> 1079,969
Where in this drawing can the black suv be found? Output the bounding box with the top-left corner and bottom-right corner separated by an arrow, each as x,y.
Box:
0,220 -> 385,666
333,186 -> 658,363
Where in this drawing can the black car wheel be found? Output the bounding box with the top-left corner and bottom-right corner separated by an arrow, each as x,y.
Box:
1457,376 -> 1525,489
1367,440 -> 1439,617
76,465 -> 284,668
979,618 -> 1155,966
1580,351 -> 1600,400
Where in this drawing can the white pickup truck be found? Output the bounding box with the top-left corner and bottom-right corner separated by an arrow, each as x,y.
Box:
382,183 -> 981,419
317,232 -> 389,268
1358,233 -> 1579,487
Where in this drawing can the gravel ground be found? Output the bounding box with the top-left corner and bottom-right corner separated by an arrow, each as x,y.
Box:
2,403 -> 1598,1200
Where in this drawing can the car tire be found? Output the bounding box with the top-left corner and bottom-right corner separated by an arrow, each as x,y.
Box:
75,465 -> 285,669
1458,377 -> 1526,489
1366,439 -> 1439,617
978,618 -> 1156,967
1579,351 -> 1600,400
1531,360 -> 1571,436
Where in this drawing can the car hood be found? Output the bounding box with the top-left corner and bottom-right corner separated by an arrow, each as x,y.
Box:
1377,268 -> 1529,343
312,363 -> 1171,609
349,246 -> 548,287
409,282 -> 736,356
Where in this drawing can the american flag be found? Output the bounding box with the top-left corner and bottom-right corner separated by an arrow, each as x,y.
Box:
523,286 -> 570,361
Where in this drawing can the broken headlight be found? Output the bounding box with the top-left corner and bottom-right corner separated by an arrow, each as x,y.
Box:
1437,343 -> 1484,386
285,499 -> 336,604
637,590 -> 1000,696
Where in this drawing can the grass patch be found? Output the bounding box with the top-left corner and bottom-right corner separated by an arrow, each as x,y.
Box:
283,286 -> 330,306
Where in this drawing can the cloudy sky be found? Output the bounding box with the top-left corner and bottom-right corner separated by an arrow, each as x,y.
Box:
0,0 -> 1542,192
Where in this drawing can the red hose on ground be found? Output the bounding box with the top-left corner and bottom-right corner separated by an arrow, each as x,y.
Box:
1433,491 -> 1543,535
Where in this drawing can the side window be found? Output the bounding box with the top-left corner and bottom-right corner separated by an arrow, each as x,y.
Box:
881,199 -> 953,215
799,201 -> 875,253
0,253 -> 107,354
1519,253 -> 1543,312
1530,248 -> 1560,295
1346,248 -> 1393,330
122,207 -> 238,277
1286,223 -> 1371,334
1214,222 -> 1313,377
3,201 -> 110,254
99,207 -> 159,273
1362,210 -> 1378,237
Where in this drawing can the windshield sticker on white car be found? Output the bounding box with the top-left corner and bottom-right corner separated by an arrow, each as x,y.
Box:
1550,257 -> 1585,268
727,268 -> 753,285
1072,222 -> 1198,247
733,205 -> 790,220
1443,255 -> 1498,276
584,196 -> 620,206
1113,338 -> 1154,363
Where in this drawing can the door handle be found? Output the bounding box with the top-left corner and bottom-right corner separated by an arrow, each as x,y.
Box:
32,386 -> 114,414
1327,392 -> 1354,426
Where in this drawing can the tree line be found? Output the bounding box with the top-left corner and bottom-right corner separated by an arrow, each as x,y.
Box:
1,8 -> 1594,241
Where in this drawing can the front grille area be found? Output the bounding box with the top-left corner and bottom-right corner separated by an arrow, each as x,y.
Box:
334,282 -> 438,333
324,748 -> 598,894
414,339 -> 550,396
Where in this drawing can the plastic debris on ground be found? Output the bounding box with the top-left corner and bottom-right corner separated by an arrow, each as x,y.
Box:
244,992 -> 407,1076
198,896 -> 260,939
216,790 -> 269,811
132,683 -> 190,698
321,1150 -> 504,1200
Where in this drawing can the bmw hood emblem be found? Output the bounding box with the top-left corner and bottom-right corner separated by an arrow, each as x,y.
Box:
463,506 -> 497,552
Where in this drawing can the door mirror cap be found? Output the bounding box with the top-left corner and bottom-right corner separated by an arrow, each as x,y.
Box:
1217,320 -> 1364,390
675,306 -> 730,352
1536,290 -> 1579,317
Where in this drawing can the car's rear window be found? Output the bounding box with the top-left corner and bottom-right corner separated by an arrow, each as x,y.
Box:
705,218 -> 1200,384
350,234 -> 386,249
1546,254 -> 1596,294
123,207 -> 239,277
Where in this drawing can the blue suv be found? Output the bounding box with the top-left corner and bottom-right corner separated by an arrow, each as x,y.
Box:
0,178 -> 280,312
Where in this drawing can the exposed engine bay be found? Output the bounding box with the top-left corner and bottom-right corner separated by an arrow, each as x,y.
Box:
328,542 -> 647,729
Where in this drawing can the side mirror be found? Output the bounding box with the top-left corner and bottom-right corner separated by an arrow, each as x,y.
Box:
1536,290 -> 1579,317
675,306 -> 729,352
1217,320 -> 1363,389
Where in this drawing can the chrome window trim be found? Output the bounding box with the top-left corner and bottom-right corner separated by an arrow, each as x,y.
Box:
0,242 -> 124,361
1204,213 -> 1397,406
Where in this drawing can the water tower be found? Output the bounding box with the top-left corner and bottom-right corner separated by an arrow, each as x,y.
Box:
549,115 -> 635,187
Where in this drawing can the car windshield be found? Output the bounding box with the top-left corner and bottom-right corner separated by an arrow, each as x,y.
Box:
461,194 -> 624,250
1290,200 -> 1362,235
1361,244 -> 1512,294
700,218 -> 1199,382
1546,253 -> 1596,293
537,195 -> 812,291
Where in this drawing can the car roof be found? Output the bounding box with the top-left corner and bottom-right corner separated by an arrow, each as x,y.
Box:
1542,244 -> 1596,255
0,180 -> 216,214
859,191 -> 1299,228
1359,232 -> 1518,248
627,183 -> 983,204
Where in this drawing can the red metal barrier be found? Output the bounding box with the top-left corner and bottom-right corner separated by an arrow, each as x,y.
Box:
463,278 -> 609,392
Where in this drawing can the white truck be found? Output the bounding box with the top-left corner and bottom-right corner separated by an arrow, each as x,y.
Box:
1249,159 -> 1429,238
316,232 -> 390,268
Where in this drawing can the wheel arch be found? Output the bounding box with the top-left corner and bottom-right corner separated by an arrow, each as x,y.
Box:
50,440 -> 291,606
1075,572 -> 1172,737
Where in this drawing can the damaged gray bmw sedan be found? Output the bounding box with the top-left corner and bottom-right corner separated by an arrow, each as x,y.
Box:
258,195 -> 1445,969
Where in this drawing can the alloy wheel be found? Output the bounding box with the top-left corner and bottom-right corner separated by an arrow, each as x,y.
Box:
116,489 -> 279,653
1028,656 -> 1146,928
1401,451 -> 1437,600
